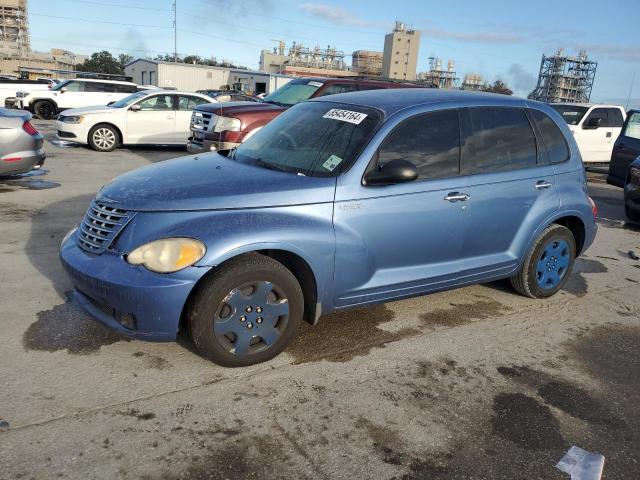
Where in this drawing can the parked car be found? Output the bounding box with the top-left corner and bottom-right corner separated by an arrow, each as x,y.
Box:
56,90 -> 214,152
0,108 -> 45,175
624,157 -> 640,221
187,77 -> 421,153
16,78 -> 142,120
550,103 -> 626,164
0,78 -> 52,109
60,89 -> 597,367
607,109 -> 640,189
196,90 -> 259,103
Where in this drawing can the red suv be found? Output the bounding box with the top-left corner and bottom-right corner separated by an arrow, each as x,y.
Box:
187,77 -> 421,153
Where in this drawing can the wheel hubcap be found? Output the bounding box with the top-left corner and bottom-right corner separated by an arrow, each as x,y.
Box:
94,128 -> 116,149
213,281 -> 289,356
536,239 -> 570,289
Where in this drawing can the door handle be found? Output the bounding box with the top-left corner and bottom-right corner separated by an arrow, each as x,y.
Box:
444,192 -> 470,202
535,180 -> 553,190
166,116 -> 175,119
606,132 -> 612,138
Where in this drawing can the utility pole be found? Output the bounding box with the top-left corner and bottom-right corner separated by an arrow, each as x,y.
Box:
172,0 -> 177,62
626,72 -> 635,111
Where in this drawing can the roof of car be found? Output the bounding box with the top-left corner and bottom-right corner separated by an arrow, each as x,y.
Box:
72,78 -> 137,86
551,102 -> 624,108
309,88 -> 528,117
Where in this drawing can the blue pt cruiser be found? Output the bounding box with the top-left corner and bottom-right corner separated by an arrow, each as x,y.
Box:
60,89 -> 597,367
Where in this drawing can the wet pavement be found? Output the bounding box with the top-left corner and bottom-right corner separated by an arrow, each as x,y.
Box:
0,121 -> 639,479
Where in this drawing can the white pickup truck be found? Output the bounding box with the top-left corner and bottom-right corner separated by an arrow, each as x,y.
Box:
0,79 -> 54,109
550,103 -> 627,164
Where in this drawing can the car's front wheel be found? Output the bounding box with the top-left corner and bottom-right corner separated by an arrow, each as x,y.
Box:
34,100 -> 56,120
88,124 -> 119,152
187,255 -> 303,367
511,224 -> 576,298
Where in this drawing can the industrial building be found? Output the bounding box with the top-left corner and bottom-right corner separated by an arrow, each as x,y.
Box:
418,57 -> 459,88
461,73 -> 484,91
528,49 -> 597,103
125,59 -> 293,95
382,21 -> 420,81
259,41 -> 356,78
352,50 -> 383,77
0,0 -> 86,77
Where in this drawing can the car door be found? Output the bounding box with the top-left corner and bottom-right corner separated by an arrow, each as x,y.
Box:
55,80 -> 86,109
455,107 -> 560,277
333,108 -> 469,307
609,111 -> 640,187
82,81 -> 115,107
125,93 -> 176,144
606,107 -> 626,161
175,95 -> 211,143
577,107 -> 611,163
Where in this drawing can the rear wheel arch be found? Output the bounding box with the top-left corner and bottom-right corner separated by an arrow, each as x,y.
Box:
552,215 -> 585,255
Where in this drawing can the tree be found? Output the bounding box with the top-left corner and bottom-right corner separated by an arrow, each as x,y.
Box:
76,50 -> 125,74
118,54 -> 133,68
482,80 -> 513,96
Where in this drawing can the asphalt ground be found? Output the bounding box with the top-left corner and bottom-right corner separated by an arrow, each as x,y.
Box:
0,120 -> 639,479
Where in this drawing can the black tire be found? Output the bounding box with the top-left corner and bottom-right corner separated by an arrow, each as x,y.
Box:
510,224 -> 576,299
88,124 -> 119,152
34,100 -> 56,120
187,254 -> 303,367
625,204 -> 640,222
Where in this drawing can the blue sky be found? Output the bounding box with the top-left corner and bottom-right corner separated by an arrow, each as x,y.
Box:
29,0 -> 639,105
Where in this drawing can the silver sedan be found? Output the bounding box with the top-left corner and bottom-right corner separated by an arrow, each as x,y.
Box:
0,108 -> 45,175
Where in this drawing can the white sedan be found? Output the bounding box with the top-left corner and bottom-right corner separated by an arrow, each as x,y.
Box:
56,90 -> 214,152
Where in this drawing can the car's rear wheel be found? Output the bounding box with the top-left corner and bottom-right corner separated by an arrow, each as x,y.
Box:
34,100 -> 56,120
511,224 -> 576,298
625,204 -> 640,222
88,124 -> 119,152
187,255 -> 303,367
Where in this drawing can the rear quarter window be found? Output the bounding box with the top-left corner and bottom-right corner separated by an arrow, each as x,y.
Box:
530,109 -> 570,164
461,107 -> 538,175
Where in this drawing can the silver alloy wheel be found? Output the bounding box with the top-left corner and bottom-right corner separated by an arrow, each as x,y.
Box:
93,128 -> 116,150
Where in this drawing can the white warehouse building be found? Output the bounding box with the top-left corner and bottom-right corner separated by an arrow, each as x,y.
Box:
125,59 -> 293,95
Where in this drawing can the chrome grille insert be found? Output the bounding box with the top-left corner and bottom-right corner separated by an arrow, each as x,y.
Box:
77,201 -> 130,254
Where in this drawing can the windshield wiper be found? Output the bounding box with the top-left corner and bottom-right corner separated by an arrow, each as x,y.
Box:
262,100 -> 289,107
253,158 -> 295,173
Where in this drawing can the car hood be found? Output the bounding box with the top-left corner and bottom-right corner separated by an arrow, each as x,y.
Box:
97,153 -> 336,212
60,106 -> 117,116
195,101 -> 286,116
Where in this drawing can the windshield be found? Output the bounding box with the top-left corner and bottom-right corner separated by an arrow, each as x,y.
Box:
550,105 -> 589,125
110,91 -> 148,108
233,101 -> 381,177
261,80 -> 323,107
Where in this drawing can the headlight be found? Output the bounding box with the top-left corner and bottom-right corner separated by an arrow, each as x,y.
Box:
126,238 -> 206,273
61,115 -> 85,124
214,116 -> 241,133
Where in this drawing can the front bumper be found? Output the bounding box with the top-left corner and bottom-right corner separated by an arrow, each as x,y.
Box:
56,120 -> 87,144
187,136 -> 240,154
60,230 -> 211,341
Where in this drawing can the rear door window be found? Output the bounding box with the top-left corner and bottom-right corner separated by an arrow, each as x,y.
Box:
461,107 -> 538,174
607,108 -> 624,128
378,109 -> 460,180
317,83 -> 359,97
530,109 -> 570,164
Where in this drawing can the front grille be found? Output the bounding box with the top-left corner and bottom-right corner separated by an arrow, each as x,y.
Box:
191,111 -> 217,133
77,201 -> 130,254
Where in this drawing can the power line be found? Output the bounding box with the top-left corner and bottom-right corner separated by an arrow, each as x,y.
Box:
63,0 -> 170,11
30,13 -> 171,29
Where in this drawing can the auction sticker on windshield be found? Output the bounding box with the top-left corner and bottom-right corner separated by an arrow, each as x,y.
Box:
308,81 -> 323,88
322,154 -> 343,172
323,109 -> 368,125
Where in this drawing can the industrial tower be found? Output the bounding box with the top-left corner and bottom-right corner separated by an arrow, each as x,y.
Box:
528,49 -> 597,103
0,0 -> 30,56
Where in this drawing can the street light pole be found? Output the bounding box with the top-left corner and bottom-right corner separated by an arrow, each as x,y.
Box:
172,0 -> 177,62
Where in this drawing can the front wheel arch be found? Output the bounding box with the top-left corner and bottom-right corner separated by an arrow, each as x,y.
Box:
87,123 -> 122,151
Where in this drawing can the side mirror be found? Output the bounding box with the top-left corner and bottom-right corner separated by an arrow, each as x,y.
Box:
584,117 -> 601,129
129,104 -> 141,112
364,159 -> 418,186
107,101 -> 115,106
60,87 -> 67,93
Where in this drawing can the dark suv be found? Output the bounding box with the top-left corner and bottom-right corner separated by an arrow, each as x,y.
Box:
187,77 -> 421,153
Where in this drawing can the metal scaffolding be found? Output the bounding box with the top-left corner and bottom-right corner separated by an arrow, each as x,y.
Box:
287,42 -> 347,71
0,0 -> 30,56
461,73 -> 484,91
528,49 -> 597,103
352,50 -> 383,77
417,57 -> 459,88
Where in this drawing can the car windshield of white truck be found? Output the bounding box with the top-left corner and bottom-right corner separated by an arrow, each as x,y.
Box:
550,105 -> 589,125
233,101 -> 381,177
110,91 -> 147,108
261,80 -> 322,107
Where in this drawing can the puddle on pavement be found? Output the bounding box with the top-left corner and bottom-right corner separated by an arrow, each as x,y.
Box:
491,392 -> 565,450
132,351 -> 172,370
286,304 -> 419,364
0,179 -> 60,190
356,416 -> 405,466
563,258 -> 607,297
419,296 -> 511,328
23,292 -> 130,354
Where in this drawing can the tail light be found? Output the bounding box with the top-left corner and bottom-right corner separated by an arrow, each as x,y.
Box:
22,121 -> 39,136
588,196 -> 598,219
